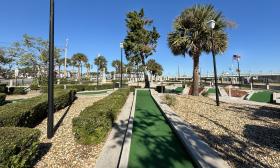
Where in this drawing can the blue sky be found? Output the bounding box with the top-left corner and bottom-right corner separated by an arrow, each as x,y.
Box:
0,0 -> 279,76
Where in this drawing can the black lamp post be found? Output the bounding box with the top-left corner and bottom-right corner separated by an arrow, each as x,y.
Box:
208,20 -> 220,106
120,42 -> 124,88
47,0 -> 54,139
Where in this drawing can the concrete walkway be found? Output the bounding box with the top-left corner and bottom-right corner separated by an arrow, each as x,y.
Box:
95,93 -> 134,168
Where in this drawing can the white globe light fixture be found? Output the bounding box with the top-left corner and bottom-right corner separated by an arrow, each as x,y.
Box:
207,20 -> 216,29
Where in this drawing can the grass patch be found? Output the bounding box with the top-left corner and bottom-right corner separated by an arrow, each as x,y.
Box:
249,91 -> 273,103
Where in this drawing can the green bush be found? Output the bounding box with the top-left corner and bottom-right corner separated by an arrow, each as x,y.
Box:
8,87 -> 28,95
40,84 -> 113,93
0,90 -> 76,127
129,86 -> 141,92
0,84 -> 7,93
155,86 -> 165,93
72,88 -> 130,144
0,93 -> 6,106
0,127 -> 40,168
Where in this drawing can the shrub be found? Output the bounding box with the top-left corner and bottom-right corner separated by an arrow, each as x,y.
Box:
0,127 -> 40,168
0,84 -> 8,93
40,84 -> 113,93
155,86 -> 165,93
72,88 -> 130,144
0,93 -> 6,106
8,87 -> 28,95
129,86 -> 141,92
165,94 -> 176,106
0,90 -> 76,127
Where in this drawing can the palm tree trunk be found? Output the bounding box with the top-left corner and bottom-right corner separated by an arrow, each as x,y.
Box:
192,56 -> 200,96
77,64 -> 81,81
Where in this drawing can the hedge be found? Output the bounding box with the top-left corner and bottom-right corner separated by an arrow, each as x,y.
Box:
0,127 -> 40,168
7,87 -> 28,95
0,90 -> 76,127
40,84 -> 114,93
72,88 -> 130,144
0,93 -> 6,106
0,84 -> 7,93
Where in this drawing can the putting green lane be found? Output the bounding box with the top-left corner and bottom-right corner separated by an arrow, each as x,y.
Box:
128,90 -> 195,168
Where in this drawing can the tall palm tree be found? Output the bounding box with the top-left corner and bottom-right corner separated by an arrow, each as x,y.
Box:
72,53 -> 88,80
94,55 -> 107,81
168,5 -> 228,96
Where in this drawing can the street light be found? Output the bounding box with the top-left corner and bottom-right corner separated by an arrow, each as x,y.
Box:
208,20 -> 220,106
47,0 -> 55,139
120,42 -> 124,88
233,54 -> 241,87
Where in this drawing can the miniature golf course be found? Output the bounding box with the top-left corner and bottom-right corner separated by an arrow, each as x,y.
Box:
128,90 -> 195,168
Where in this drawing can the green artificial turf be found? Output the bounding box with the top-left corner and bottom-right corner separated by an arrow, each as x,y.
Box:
128,90 -> 194,168
175,87 -> 184,94
207,88 -> 216,93
249,91 -> 273,103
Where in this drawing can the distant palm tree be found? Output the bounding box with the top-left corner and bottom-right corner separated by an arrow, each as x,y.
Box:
94,55 -> 107,72
168,5 -> 228,96
147,59 -> 163,80
72,53 -> 88,80
85,63 -> 91,79
112,59 -> 121,74
57,58 -> 64,78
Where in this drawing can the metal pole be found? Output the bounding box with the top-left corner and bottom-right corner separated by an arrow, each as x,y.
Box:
211,30 -> 220,106
120,48 -> 123,88
64,38 -> 68,78
238,61 -> 241,87
47,0 -> 54,139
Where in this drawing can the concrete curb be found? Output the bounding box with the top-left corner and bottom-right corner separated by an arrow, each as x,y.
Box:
118,90 -> 138,168
150,90 -> 230,168
95,92 -> 134,168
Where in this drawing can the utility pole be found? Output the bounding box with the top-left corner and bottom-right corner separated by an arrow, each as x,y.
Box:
64,38 -> 69,78
120,42 -> 124,88
47,0 -> 54,139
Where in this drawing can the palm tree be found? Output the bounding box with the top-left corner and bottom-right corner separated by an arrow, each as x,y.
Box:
147,59 -> 163,80
94,55 -> 107,82
57,58 -> 64,78
168,5 -> 228,96
94,55 -> 107,72
112,59 -> 121,74
72,53 -> 88,80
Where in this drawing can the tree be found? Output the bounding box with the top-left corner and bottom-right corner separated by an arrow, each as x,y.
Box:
57,58 -> 65,78
123,8 -> 160,88
85,63 -> 91,79
147,59 -> 163,79
112,59 -> 121,73
94,55 -> 107,72
168,5 -> 228,96
72,53 -> 88,80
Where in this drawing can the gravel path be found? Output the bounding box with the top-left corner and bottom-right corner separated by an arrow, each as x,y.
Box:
34,94 -> 106,168
163,94 -> 280,168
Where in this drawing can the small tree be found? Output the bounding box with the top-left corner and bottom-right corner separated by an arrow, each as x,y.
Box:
112,59 -> 121,73
123,8 -> 160,88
